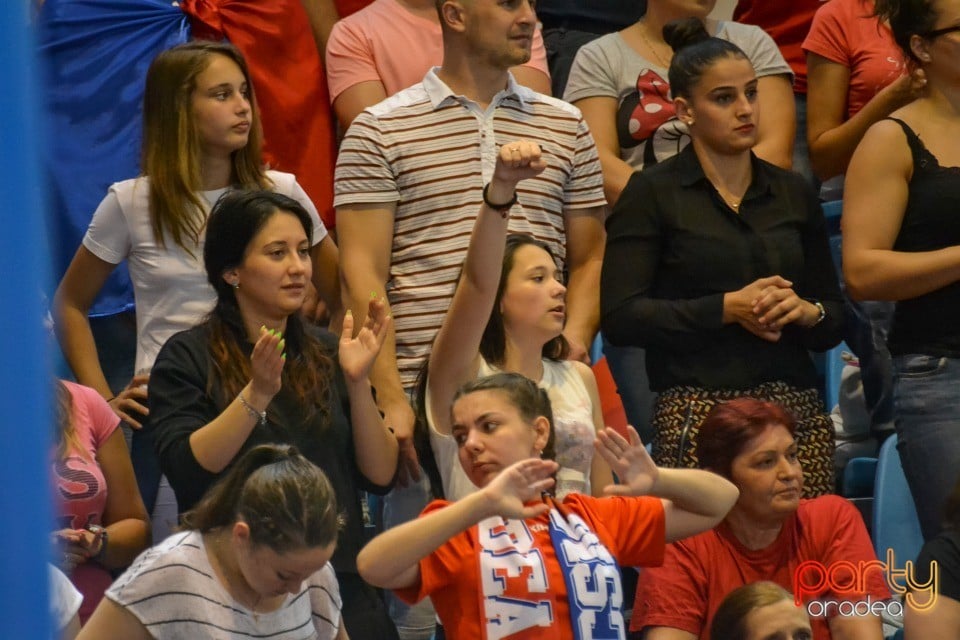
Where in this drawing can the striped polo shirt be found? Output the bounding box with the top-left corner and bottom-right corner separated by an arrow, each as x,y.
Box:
335,69 -> 606,388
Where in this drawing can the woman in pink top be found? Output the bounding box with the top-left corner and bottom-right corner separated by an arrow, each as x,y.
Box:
51,380 -> 150,623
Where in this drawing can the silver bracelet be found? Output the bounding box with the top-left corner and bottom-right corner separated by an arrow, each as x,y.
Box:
238,392 -> 267,426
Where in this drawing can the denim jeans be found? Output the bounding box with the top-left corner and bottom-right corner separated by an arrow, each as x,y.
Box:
892,353 -> 960,540
792,93 -> 818,191
602,339 -> 657,444
383,472 -> 436,640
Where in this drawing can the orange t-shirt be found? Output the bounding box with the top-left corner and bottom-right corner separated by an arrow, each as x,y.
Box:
396,493 -> 665,640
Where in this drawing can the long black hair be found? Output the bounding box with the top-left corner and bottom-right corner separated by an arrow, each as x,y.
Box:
203,189 -> 334,421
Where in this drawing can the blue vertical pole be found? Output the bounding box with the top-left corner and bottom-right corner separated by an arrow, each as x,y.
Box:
0,3 -> 53,639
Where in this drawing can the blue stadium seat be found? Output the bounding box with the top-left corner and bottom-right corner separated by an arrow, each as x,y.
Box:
872,435 -> 923,576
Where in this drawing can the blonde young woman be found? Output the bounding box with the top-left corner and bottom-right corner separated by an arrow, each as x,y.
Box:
51,380 -> 150,624
52,41 -> 339,524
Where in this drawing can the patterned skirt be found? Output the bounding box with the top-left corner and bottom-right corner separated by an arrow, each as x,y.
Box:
651,381 -> 836,497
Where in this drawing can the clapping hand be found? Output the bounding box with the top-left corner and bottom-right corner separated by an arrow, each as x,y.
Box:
339,297 -> 391,384
480,458 -> 559,520
250,326 -> 285,398
595,426 -> 659,497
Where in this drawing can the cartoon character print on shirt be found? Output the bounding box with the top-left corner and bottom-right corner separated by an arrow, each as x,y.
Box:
617,67 -> 690,169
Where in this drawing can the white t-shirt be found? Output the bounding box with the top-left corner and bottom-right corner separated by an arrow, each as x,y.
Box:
107,530 -> 342,639
48,564 -> 83,632
564,20 -> 792,171
82,171 -> 327,373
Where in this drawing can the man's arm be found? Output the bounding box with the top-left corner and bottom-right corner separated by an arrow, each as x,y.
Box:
338,203 -> 421,483
300,0 -> 340,58
332,80 -> 388,132
563,206 -> 605,362
511,66 -> 551,95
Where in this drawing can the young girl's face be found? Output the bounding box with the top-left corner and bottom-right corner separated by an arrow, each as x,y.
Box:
451,389 -> 550,488
499,244 -> 566,343
192,53 -> 252,160
233,525 -> 336,599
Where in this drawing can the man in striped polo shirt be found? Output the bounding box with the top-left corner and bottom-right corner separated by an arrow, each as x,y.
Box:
335,4 -> 605,632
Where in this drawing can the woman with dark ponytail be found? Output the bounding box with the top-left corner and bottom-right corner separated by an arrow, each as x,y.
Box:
146,190 -> 400,638
601,18 -> 843,496
564,0 -> 794,437
79,444 -> 347,639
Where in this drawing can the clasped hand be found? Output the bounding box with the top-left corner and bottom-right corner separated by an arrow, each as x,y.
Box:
724,276 -> 817,342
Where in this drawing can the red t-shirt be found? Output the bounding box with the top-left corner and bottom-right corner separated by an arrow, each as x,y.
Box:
632,495 -> 891,640
396,493 -> 665,640
802,0 -> 905,119
734,0 -> 824,92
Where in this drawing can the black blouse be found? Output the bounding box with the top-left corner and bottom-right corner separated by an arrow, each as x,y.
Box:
600,145 -> 843,392
149,325 -> 393,575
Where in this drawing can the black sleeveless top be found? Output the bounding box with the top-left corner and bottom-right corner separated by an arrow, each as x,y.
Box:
887,118 -> 960,357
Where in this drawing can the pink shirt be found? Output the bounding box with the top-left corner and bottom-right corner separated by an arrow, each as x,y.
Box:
51,380 -> 121,623
803,0 -> 905,118
325,0 -> 550,102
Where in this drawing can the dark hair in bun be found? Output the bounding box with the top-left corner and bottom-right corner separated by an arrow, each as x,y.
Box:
663,17 -> 750,99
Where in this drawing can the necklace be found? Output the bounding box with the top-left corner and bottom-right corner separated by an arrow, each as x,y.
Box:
713,185 -> 743,212
206,532 -> 266,622
637,19 -> 672,68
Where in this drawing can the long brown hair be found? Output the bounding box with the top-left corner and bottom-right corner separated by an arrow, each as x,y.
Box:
141,41 -> 271,254
54,380 -> 90,462
202,190 -> 334,420
479,234 -> 569,366
181,444 -> 343,552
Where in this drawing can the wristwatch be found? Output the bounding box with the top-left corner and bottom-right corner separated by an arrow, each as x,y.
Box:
809,300 -> 826,327
87,524 -> 108,561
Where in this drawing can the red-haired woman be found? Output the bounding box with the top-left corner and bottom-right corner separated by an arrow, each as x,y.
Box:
632,398 -> 889,640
